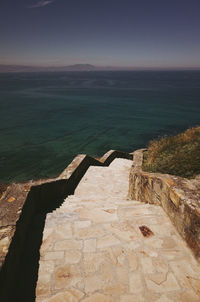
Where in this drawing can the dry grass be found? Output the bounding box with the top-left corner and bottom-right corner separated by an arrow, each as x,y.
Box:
143,126 -> 200,178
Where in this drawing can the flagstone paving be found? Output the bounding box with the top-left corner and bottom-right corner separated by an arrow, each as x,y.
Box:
36,158 -> 200,302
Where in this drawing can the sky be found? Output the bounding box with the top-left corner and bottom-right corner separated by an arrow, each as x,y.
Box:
0,0 -> 200,69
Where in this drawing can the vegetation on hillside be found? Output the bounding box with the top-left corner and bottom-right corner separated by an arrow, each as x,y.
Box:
0,183 -> 8,199
143,126 -> 200,178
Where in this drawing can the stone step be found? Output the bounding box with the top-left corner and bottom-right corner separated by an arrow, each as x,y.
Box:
74,158 -> 132,200
36,158 -> 200,302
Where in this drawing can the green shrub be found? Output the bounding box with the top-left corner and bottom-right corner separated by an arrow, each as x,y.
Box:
143,126 -> 200,178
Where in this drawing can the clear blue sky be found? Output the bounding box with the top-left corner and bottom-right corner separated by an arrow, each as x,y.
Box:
1,0 -> 200,68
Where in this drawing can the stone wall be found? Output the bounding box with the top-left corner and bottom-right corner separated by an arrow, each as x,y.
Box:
0,150 -> 132,301
129,149 -> 200,261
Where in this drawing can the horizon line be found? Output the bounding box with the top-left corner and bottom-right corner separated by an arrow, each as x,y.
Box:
0,63 -> 200,72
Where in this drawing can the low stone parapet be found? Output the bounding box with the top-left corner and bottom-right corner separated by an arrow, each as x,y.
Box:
129,149 -> 200,260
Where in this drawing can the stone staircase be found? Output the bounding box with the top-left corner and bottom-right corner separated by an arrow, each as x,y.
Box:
36,158 -> 200,302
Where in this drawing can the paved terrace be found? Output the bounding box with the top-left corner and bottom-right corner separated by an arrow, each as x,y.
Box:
36,158 -> 200,302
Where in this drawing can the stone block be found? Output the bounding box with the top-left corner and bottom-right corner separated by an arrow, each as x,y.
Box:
185,230 -> 200,259
127,251 -> 138,271
169,189 -> 181,208
54,264 -> 81,289
65,250 -> 82,264
82,293 -> 115,302
120,295 -> 146,302
129,272 -> 144,294
36,260 -> 54,297
103,283 -> 126,295
145,272 -> 180,292
85,275 -> 102,293
42,288 -> 84,302
83,239 -> 96,252
76,225 -> 105,239
54,239 -> 82,251
100,261 -> 114,283
74,220 -> 91,229
83,252 -> 105,275
43,251 -> 64,261
97,234 -> 120,249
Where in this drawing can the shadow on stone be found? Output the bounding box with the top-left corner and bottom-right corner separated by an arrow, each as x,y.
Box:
0,179 -> 71,302
0,213 -> 46,302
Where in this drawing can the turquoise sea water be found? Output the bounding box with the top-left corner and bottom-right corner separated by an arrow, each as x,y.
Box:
0,71 -> 200,183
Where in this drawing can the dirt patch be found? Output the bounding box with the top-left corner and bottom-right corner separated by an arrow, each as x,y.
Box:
139,225 -> 154,237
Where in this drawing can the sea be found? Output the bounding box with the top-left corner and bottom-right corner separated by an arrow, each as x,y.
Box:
0,70 -> 200,183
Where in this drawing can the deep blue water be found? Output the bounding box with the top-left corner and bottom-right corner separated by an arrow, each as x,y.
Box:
0,70 -> 200,183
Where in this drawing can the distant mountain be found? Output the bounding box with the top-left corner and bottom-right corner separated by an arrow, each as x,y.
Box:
62,64 -> 96,71
1,64 -> 199,73
0,64 -> 97,73
0,65 -> 38,73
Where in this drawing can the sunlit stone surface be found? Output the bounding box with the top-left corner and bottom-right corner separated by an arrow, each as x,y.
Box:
36,159 -> 200,302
